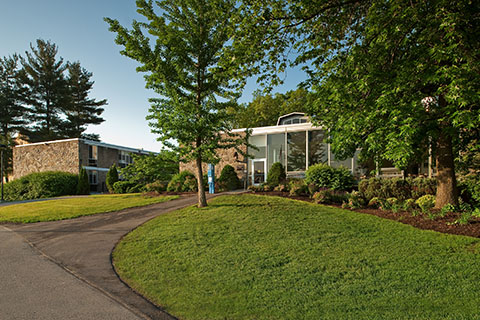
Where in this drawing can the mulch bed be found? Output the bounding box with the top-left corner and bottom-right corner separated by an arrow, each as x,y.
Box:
251,191 -> 480,239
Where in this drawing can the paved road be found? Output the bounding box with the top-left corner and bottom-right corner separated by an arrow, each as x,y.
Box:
0,225 -> 141,320
3,194 -> 217,320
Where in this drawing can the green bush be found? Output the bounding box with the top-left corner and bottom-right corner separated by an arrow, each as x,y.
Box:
217,165 -> 241,191
144,181 -> 168,193
77,168 -> 90,195
4,171 -> 78,201
273,183 -> 289,192
359,177 -> 437,202
313,189 -> 348,204
305,163 -> 355,191
266,162 -> 286,187
403,198 -> 417,211
112,181 -> 139,194
347,191 -> 366,209
415,194 -> 436,213
106,165 -> 119,193
167,171 -> 198,192
458,173 -> 480,208
289,179 -> 308,196
368,197 -> 382,209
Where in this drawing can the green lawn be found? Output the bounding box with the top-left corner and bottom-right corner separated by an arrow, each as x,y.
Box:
113,194 -> 480,320
0,194 -> 178,223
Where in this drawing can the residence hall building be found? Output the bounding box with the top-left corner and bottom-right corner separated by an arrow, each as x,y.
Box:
180,112 -> 434,186
12,138 -> 154,192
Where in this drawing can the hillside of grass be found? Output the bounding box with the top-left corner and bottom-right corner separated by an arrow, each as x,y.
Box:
113,194 -> 480,320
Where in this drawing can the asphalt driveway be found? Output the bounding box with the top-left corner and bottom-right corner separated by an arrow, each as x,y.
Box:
2,194 -> 213,320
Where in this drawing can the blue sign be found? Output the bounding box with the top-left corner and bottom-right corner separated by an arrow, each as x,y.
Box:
208,164 -> 215,194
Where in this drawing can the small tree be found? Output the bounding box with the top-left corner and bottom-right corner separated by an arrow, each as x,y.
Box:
217,165 -> 241,191
106,0 -> 245,207
77,167 -> 90,195
106,165 -> 119,193
266,162 -> 286,187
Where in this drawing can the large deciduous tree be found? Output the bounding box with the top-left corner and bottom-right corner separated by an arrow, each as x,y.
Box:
231,0 -> 480,208
0,54 -> 28,179
65,61 -> 107,138
106,0 -> 245,207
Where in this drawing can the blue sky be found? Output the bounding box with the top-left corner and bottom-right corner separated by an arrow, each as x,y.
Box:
0,0 -> 306,151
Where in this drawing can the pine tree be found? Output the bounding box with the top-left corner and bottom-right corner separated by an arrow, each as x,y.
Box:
77,167 -> 90,195
65,62 -> 107,138
106,165 -> 119,193
0,54 -> 29,179
20,39 -> 70,142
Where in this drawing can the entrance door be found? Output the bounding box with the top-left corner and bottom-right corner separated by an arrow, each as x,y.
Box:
252,159 -> 266,185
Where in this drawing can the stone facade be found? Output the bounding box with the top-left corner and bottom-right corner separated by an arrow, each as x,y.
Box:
179,132 -> 248,185
12,140 -> 80,180
12,138 -> 152,193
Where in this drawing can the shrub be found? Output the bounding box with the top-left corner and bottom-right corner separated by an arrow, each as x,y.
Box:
217,165 -> 241,191
289,179 -> 308,196
273,183 -> 289,192
458,173 -> 480,208
415,194 -> 436,213
313,189 -> 348,204
403,198 -> 417,211
112,181 -> 139,194
144,181 -> 168,193
359,177 -> 436,202
411,177 -> 437,199
305,163 -> 355,191
167,171 -> 197,192
266,162 -> 286,187
106,165 -> 119,193
368,197 -> 382,209
77,168 -> 90,195
4,171 -> 79,201
347,191 -> 366,209
440,203 -> 456,216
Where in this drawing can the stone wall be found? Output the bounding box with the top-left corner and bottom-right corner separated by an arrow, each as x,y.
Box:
12,140 -> 80,180
180,132 -> 248,185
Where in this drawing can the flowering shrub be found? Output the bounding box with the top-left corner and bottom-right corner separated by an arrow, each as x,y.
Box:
415,195 -> 436,213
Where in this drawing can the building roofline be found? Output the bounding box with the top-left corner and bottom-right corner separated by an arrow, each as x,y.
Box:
14,137 -> 157,154
276,112 -> 307,125
231,122 -> 321,135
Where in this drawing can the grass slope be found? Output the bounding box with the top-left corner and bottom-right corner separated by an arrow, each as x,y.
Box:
113,194 -> 480,320
0,194 -> 178,223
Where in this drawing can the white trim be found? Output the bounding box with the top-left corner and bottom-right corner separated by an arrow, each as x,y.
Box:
15,138 -> 80,147
83,166 -> 110,172
232,122 -> 319,136
276,112 -> 307,125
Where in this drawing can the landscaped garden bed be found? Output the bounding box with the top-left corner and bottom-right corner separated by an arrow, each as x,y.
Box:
113,194 -> 480,320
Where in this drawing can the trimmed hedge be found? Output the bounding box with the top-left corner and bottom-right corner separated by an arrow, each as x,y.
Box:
167,171 -> 198,192
4,171 -> 78,201
358,177 -> 437,202
305,163 -> 355,191
112,181 -> 142,194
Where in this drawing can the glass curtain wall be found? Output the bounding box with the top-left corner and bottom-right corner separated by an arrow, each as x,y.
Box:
287,131 -> 306,171
308,130 -> 327,166
267,133 -> 285,171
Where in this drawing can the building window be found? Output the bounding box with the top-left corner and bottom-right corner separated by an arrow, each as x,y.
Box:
248,135 -> 266,159
88,145 -> 98,166
88,170 -> 98,185
287,131 -> 306,172
267,133 -> 285,171
308,130 -> 327,166
118,150 -> 133,168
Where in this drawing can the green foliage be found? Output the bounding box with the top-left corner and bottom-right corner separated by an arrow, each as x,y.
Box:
105,0 -> 245,207
112,181 -> 139,194
167,171 -> 198,192
458,174 -> 480,208
368,197 -> 382,209
403,199 -> 417,212
77,168 -> 90,195
144,181 -> 168,193
119,151 -> 178,189
229,88 -> 311,128
312,189 -> 348,204
4,171 -> 78,201
359,177 -> 437,202
441,203 -> 457,216
416,195 -> 436,213
346,191 -> 366,209
106,165 -> 119,193
273,183 -> 289,192
217,165 -> 240,191
305,163 -> 355,191
288,179 -> 308,196
266,162 -> 286,187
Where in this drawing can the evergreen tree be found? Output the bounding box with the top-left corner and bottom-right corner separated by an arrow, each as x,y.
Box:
20,39 -> 70,142
106,0 -> 245,207
0,54 -> 29,179
106,164 -> 119,193
77,167 -> 90,195
65,62 -> 107,138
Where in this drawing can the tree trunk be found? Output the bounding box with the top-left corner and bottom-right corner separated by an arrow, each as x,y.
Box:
196,156 -> 207,208
434,128 -> 458,209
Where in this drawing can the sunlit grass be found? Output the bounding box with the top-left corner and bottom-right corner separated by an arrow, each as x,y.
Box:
114,194 -> 480,320
0,193 -> 178,223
